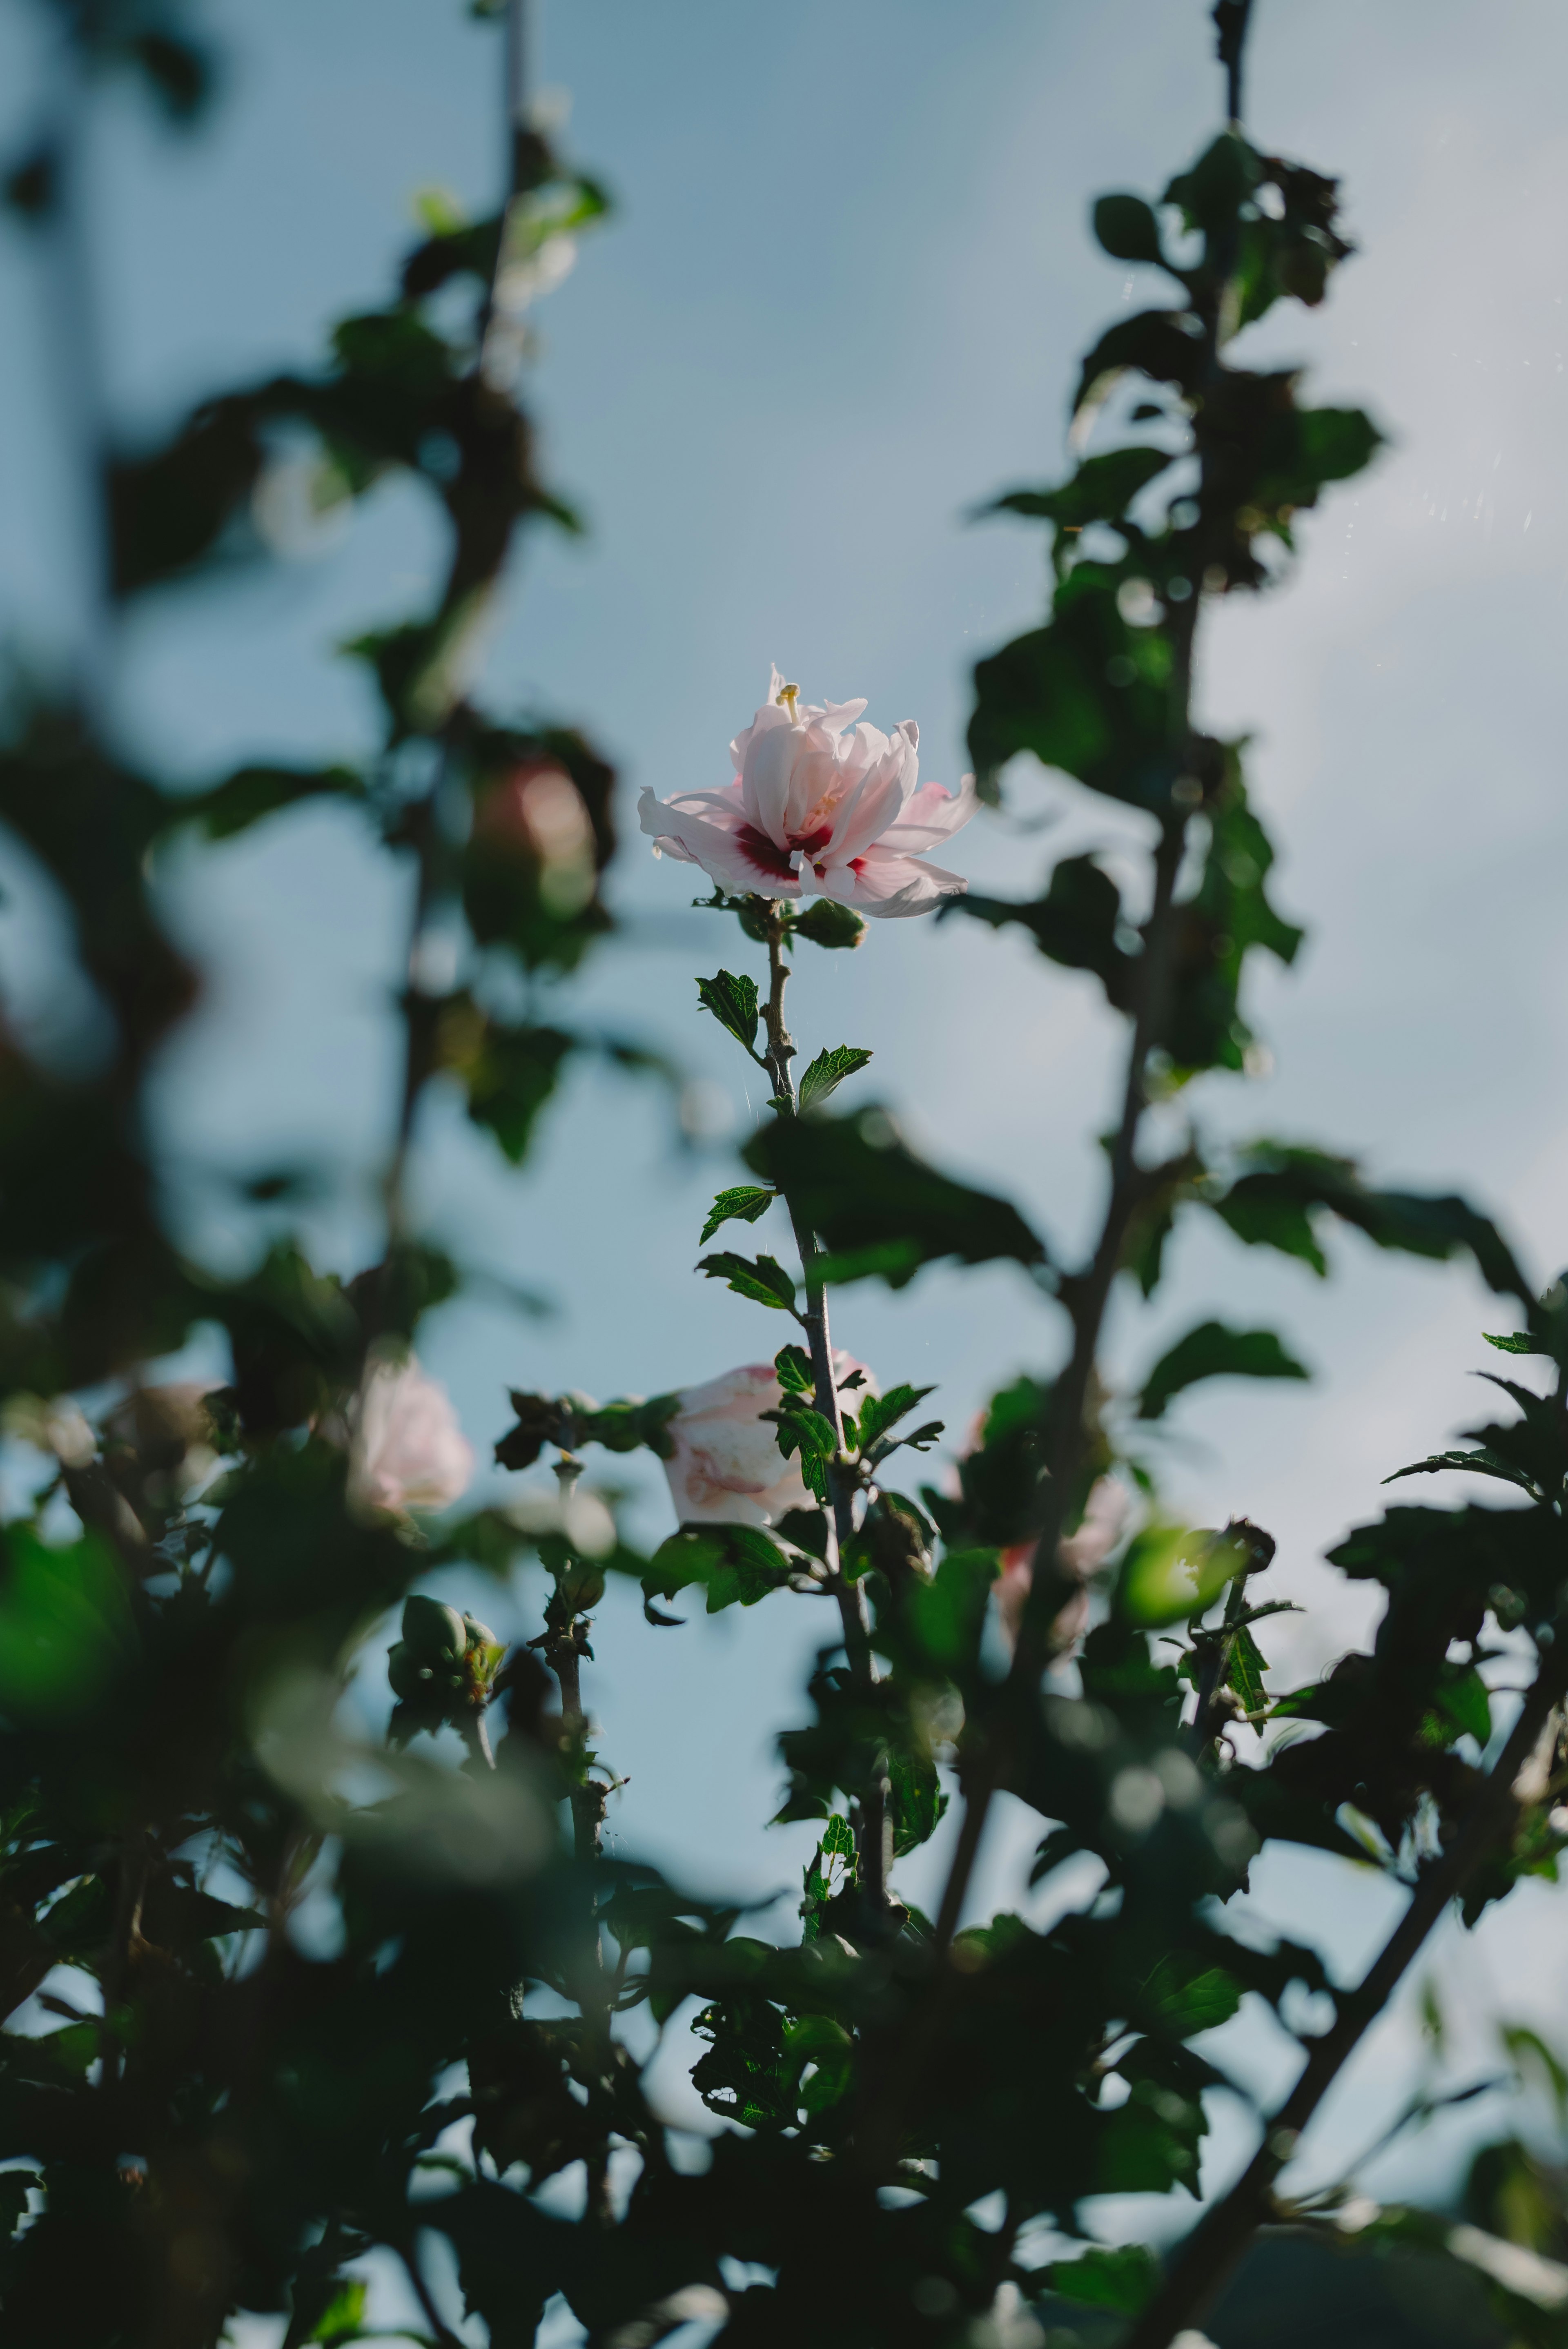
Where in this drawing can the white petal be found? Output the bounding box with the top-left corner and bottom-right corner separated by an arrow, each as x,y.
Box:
875,776 -> 980,852
835,850 -> 969,918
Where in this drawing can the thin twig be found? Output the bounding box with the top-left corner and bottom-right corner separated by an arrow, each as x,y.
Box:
1123,1641 -> 1568,2348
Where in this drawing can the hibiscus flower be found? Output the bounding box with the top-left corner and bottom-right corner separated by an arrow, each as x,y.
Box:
638,666 -> 978,918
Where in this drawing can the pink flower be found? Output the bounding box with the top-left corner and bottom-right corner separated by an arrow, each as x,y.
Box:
662,1353 -> 875,1528
638,667 -> 977,918
996,1478 -> 1129,1653
347,1350 -> 475,1519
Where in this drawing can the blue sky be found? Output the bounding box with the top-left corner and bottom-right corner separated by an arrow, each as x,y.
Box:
4,0 -> 1568,2271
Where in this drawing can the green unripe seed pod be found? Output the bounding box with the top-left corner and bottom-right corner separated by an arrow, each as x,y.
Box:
402,1594 -> 468,1662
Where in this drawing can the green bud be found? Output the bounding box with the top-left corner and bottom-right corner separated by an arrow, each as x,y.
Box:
402,1594 -> 467,1662
463,1612 -> 500,1652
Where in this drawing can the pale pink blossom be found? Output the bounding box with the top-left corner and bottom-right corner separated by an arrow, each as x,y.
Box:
638,667 -> 977,918
347,1350 -> 474,1519
996,1478 -> 1130,1652
662,1353 -> 876,1528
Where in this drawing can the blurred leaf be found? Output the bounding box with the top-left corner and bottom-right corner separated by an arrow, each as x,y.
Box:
989,445 -> 1172,531
1048,2242 -> 1160,2315
969,577 -> 1178,809
1092,193 -> 1166,266
1072,307 -> 1206,419
1137,1319 -> 1309,1420
0,1530 -> 136,1719
746,1108 -> 1045,1290
953,852 -> 1134,1005
1210,1143 -> 1533,1303
1119,1523 -> 1245,1627
175,762 -> 366,840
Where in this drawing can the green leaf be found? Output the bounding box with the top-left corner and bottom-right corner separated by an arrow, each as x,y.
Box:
1048,2244 -> 1160,2316
1141,1952 -> 1243,2035
953,853 -> 1134,1007
1137,1319 -> 1310,1420
0,1529 -> 137,1718
1118,1524 -> 1246,1628
790,898 -> 866,950
1383,1448 -> 1538,1495
851,1383 -> 938,1455
797,1044 -> 873,1112
1210,1143 -> 1533,1304
773,1344 -> 813,1393
765,1404 -> 838,1463
696,969 -> 762,1058
437,1005 -> 576,1165
988,446 -> 1173,533
1226,1622 -> 1267,1712
968,578 -> 1178,810
1432,1663 -> 1492,1747
303,2281 -> 370,2346
645,1524 -> 793,1614
696,1251 -> 799,1314
1071,306 -> 1207,421
699,1185 -> 774,1245
176,762 -> 366,840
821,1814 -> 855,1860
1092,192 -> 1166,265
1484,1331 -> 1542,1356
745,1108 -> 1045,1291
775,1506 -> 830,1561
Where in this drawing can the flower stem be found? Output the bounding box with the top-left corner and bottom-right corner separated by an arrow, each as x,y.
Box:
761,904 -> 889,1922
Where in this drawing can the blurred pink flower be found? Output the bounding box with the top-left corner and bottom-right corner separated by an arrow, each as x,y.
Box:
663,1353 -> 875,1527
996,1478 -> 1129,1653
347,1351 -> 474,1519
638,666 -> 976,918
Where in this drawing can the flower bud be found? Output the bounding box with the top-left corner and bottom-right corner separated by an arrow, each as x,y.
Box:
402,1595 -> 467,1663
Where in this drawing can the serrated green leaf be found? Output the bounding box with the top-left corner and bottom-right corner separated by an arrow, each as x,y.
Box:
765,1404 -> 837,1462
851,1382 -> 937,1454
1137,1319 -> 1310,1420
695,969 -> 762,1057
1226,1622 -> 1267,1712
696,1251 -> 798,1314
644,1523 -> 792,1613
821,1814 -> 855,1859
797,1043 -> 873,1112
1483,1331 -> 1542,1356
773,1344 -> 813,1393
699,1185 -> 774,1245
